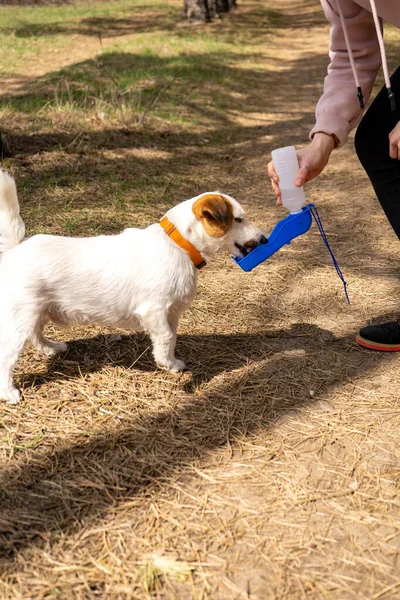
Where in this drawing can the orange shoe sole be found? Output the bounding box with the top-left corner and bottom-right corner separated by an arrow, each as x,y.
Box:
355,334 -> 400,352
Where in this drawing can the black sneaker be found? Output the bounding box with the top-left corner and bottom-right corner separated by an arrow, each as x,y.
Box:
356,318 -> 400,351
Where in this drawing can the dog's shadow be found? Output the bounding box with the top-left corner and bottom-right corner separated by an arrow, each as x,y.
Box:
21,323 -> 341,395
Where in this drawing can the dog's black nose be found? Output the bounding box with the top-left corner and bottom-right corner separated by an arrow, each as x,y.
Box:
259,234 -> 268,245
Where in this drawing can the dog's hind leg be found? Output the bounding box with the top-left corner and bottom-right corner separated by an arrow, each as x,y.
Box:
137,305 -> 186,373
31,324 -> 68,356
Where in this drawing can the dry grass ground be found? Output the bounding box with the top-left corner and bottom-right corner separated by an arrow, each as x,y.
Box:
1,0 -> 400,598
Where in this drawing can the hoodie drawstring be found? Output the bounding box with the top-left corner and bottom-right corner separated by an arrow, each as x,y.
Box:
336,0 -> 396,112
368,0 -> 396,111
336,0 -> 364,109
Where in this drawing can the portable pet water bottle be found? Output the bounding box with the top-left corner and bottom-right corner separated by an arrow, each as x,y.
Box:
271,146 -> 306,213
233,144 -> 349,303
233,144 -> 312,272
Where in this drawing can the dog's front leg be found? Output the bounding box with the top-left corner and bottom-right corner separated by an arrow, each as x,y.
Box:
137,305 -> 185,373
0,332 -> 27,405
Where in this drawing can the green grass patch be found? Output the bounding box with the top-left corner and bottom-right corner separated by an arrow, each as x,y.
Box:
0,0 -> 279,129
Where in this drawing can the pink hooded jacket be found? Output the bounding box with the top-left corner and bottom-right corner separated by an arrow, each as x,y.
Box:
310,0 -> 399,147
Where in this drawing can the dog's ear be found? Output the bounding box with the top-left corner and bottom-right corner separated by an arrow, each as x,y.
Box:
192,193 -> 233,238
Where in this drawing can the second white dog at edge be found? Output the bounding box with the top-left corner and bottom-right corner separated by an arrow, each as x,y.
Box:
0,169 -> 267,405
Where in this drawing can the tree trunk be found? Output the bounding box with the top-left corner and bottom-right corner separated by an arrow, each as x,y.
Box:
183,0 -> 236,22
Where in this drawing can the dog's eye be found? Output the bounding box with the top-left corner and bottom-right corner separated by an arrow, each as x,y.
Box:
235,217 -> 243,223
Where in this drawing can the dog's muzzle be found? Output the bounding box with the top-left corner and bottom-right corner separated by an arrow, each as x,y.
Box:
235,234 -> 268,257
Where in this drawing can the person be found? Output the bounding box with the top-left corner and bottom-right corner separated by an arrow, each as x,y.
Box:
267,0 -> 400,352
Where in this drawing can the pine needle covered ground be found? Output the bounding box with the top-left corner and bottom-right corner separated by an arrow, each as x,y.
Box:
1,0 -> 400,598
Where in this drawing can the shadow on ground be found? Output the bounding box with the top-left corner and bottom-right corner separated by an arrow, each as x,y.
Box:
0,322 -> 394,560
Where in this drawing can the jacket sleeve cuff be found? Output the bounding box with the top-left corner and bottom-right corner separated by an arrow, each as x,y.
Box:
309,111 -> 352,148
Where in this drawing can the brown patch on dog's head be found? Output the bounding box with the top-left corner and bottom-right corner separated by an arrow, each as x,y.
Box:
192,193 -> 234,238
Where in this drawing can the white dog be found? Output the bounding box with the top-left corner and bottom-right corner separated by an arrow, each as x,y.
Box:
0,169 -> 267,404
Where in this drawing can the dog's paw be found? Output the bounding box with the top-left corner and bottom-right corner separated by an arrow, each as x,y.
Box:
169,359 -> 186,373
157,358 -> 186,373
0,387 -> 22,405
45,342 -> 68,357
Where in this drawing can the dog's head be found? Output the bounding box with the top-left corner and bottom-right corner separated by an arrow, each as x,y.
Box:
166,192 -> 267,261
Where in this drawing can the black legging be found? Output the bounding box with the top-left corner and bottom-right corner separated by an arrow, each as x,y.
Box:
355,66 -> 400,239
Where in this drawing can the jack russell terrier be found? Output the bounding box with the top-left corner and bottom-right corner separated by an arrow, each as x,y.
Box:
0,169 -> 267,404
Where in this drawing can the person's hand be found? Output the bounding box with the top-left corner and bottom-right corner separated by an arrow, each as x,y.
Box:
267,132 -> 336,205
389,121 -> 400,160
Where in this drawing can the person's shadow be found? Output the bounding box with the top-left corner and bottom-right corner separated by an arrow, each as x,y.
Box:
0,321 -> 394,561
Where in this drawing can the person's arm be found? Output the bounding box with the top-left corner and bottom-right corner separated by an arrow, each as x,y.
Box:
268,0 -> 382,202
311,0 -> 382,148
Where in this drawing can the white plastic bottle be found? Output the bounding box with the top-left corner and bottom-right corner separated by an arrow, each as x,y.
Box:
271,146 -> 306,214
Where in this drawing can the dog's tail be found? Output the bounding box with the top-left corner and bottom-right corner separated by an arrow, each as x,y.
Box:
0,169 -> 25,254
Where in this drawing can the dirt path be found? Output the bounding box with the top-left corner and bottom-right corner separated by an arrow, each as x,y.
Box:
1,1 -> 400,599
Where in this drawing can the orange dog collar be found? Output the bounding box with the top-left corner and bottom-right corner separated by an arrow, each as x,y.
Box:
160,216 -> 206,269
